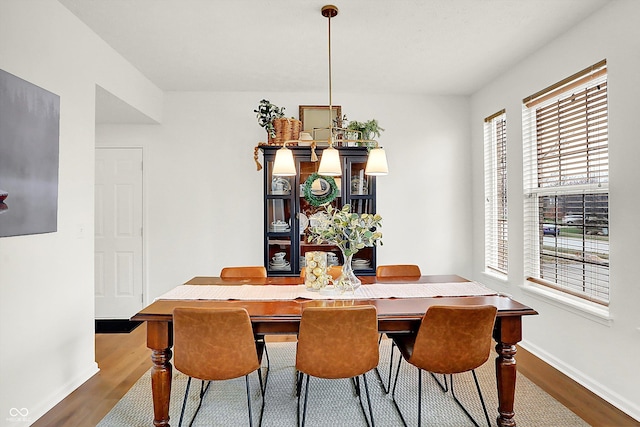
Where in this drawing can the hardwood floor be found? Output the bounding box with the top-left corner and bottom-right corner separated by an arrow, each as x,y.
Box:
31,323 -> 152,427
32,329 -> 638,427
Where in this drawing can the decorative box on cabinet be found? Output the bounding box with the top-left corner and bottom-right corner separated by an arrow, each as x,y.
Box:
260,146 -> 377,277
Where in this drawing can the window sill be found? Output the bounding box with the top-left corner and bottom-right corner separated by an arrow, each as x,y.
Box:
521,281 -> 612,326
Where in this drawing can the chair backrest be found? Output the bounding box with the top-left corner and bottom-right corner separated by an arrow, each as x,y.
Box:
173,307 -> 260,381
376,264 -> 421,278
296,305 -> 379,379
409,305 -> 497,374
220,266 -> 267,278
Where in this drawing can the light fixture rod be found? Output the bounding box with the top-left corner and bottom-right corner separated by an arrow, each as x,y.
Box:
322,5 -> 338,147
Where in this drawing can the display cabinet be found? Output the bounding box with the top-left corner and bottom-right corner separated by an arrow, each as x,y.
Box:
260,146 -> 377,277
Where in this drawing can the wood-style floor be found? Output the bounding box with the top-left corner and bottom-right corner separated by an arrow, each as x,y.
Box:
32,324 -> 639,427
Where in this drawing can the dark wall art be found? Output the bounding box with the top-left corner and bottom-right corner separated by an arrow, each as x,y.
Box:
0,69 -> 60,237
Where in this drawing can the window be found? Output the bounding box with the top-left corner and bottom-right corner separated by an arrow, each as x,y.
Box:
484,110 -> 508,275
523,60 -> 609,304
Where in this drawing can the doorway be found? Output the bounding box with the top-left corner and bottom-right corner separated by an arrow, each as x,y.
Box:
95,147 -> 143,319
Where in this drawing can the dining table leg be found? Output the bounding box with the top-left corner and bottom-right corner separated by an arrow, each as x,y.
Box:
147,320 -> 173,427
493,316 -> 522,427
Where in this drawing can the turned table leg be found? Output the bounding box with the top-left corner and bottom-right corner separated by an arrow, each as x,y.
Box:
147,321 -> 173,427
493,316 -> 522,427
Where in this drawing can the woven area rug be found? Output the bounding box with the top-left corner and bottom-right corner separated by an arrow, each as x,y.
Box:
98,340 -> 588,426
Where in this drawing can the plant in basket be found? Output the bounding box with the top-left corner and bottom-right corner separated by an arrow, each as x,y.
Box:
254,99 -> 285,139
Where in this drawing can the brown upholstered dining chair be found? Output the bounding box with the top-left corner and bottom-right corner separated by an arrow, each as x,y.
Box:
374,264 -> 422,393
390,305 -> 497,427
220,266 -> 267,278
296,306 -> 379,427
173,307 -> 268,427
220,265 -> 270,368
375,264 -> 422,278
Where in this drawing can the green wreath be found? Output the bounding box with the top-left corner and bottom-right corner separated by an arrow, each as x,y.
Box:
303,173 -> 339,206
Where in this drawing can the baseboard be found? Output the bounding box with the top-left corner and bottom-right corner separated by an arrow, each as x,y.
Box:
95,319 -> 142,334
520,340 -> 640,422
28,362 -> 99,425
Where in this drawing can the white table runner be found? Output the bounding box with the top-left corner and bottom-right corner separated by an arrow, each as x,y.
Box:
156,281 -> 497,301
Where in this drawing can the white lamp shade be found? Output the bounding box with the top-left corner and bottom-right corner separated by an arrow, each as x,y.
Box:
272,146 -> 296,176
364,147 -> 389,176
318,146 -> 342,176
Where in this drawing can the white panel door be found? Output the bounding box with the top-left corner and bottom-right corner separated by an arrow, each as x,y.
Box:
95,147 -> 143,319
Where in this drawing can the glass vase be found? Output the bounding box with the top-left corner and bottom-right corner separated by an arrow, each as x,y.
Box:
335,253 -> 361,293
304,251 -> 329,291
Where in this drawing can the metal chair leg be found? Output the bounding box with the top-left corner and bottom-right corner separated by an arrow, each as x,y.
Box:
390,356 -> 409,427
179,379 -> 210,427
352,376 -> 361,397
178,376 -> 192,427
374,335 -> 396,394
245,375 -> 254,427
299,374 -> 311,427
450,370 -> 492,427
255,370 -> 266,426
430,372 -> 448,392
296,371 -> 303,397
356,373 -> 376,427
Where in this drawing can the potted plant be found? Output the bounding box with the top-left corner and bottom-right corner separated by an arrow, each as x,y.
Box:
254,99 -> 285,139
346,119 -> 385,147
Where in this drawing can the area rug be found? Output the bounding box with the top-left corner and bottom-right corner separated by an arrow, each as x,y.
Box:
98,340 -> 588,426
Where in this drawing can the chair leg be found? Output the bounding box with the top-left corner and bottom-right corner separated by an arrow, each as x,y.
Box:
356,373 -> 376,427
178,376 -> 192,427
296,371 -> 303,397
255,370 -> 266,426
263,342 -> 270,387
256,336 -> 270,391
390,356 -> 409,427
374,335 -> 395,394
430,372 -> 448,392
245,375 -> 254,427
417,369 -> 423,427
352,376 -> 361,397
182,379 -> 210,427
450,371 -> 492,427
298,374 -> 311,427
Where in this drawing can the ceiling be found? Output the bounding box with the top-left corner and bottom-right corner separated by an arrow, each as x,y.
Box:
58,0 -> 610,120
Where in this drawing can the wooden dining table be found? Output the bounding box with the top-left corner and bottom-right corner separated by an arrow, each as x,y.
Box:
131,274 -> 537,427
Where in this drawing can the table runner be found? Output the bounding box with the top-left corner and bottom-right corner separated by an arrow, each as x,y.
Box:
155,281 -> 497,301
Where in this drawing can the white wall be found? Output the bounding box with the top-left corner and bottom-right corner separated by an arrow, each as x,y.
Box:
97,91 -> 472,300
0,1 -> 162,424
470,0 -> 640,420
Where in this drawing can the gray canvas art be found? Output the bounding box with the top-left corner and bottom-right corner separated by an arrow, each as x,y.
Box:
0,69 -> 60,237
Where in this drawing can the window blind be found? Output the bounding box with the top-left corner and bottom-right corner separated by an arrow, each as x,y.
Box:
523,60 -> 609,304
484,110 -> 508,275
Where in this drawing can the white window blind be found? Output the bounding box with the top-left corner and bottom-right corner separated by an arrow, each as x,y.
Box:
522,60 -> 609,304
484,109 -> 508,275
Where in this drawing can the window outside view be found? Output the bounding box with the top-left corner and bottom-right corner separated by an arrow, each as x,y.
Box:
539,194 -> 609,302
524,60 -> 608,304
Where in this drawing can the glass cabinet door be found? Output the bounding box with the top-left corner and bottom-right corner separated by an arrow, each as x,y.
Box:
344,155 -> 376,274
264,158 -> 294,274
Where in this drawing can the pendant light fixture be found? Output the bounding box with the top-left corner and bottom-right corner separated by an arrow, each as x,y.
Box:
365,143 -> 389,175
317,4 -> 342,177
272,141 -> 296,176
316,4 -> 388,177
